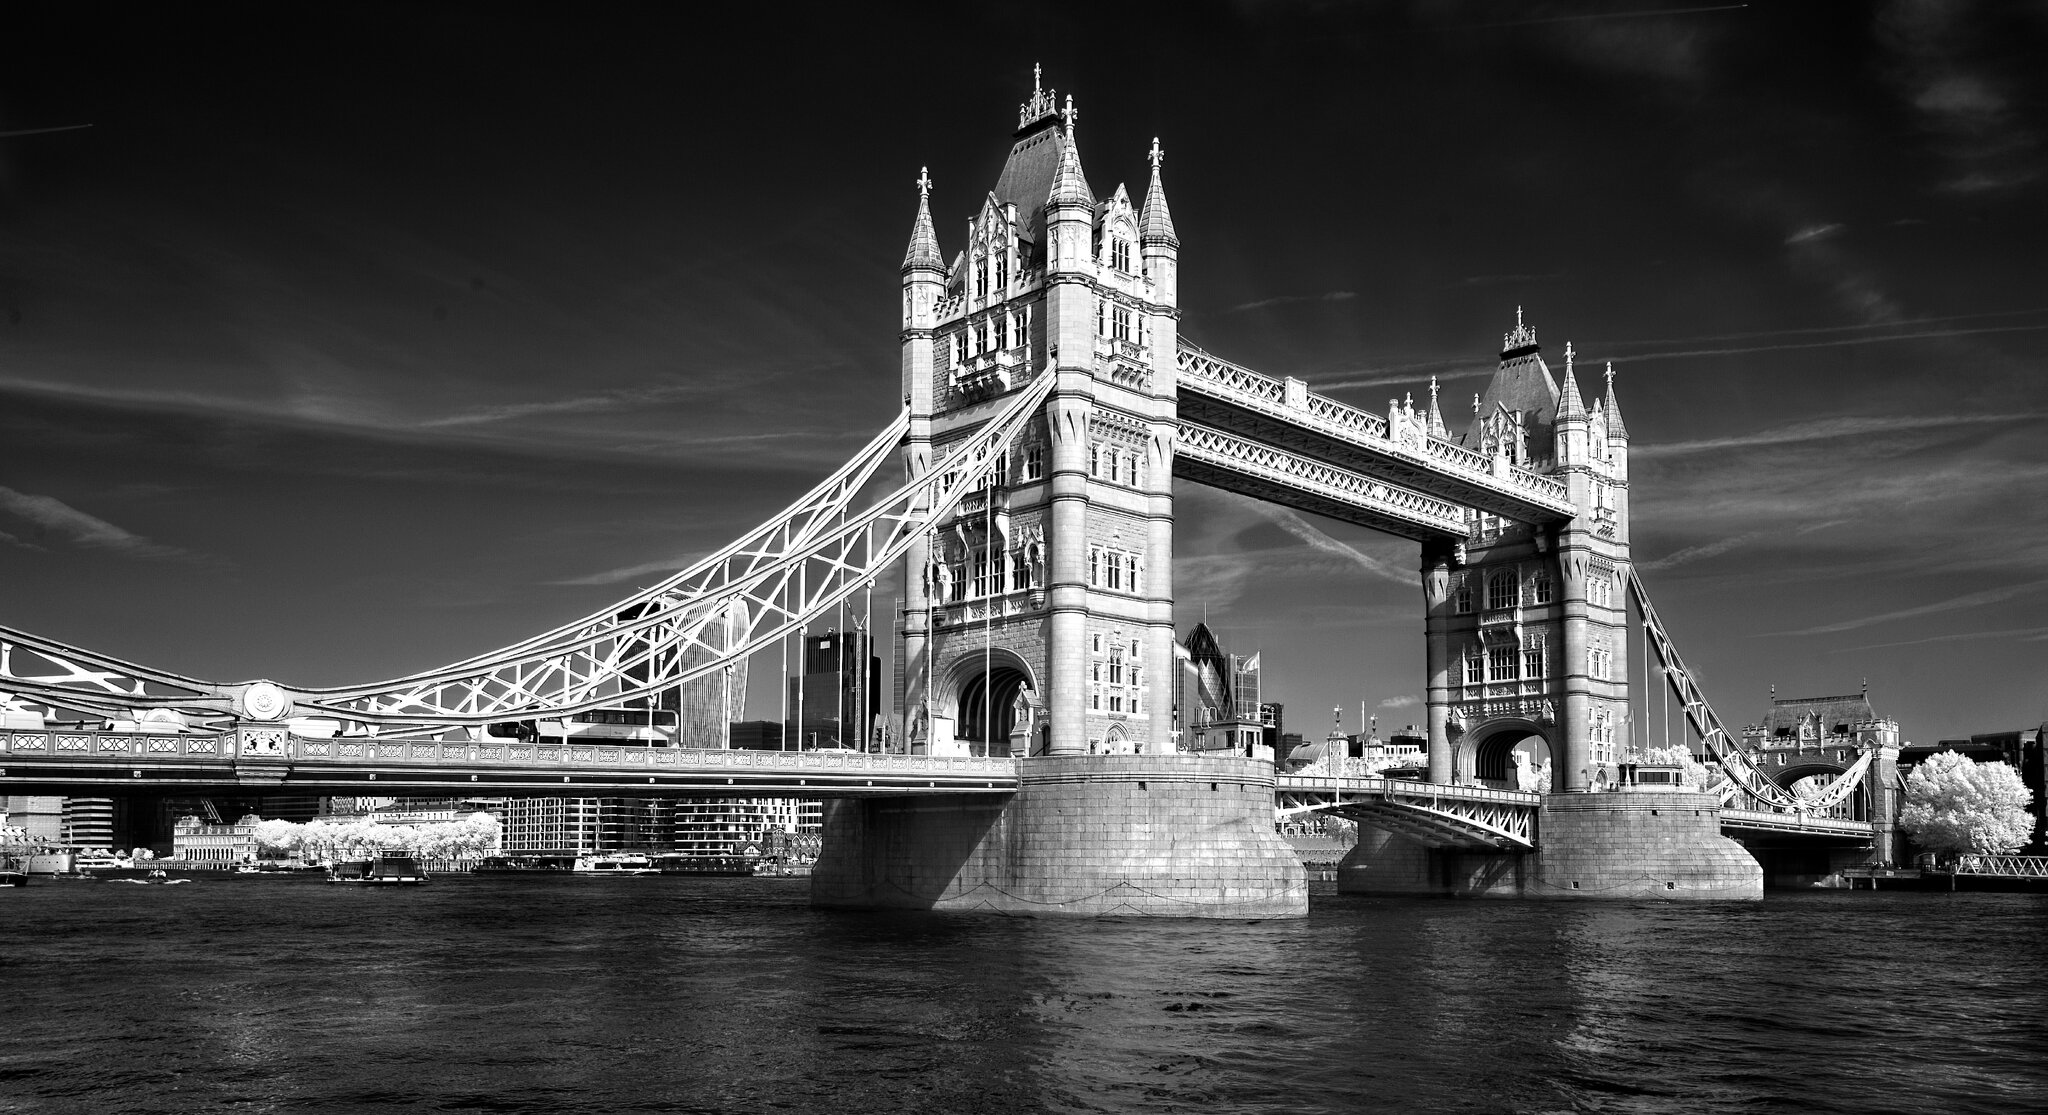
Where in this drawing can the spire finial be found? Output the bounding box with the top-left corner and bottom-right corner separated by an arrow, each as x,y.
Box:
1564,341 -> 1575,373
1429,375 -> 1440,405
1149,137 -> 1163,171
916,167 -> 931,201
1019,65 -> 1058,129
1502,306 -> 1538,353
1063,94 -> 1076,134
1473,392 -> 1482,413
1605,361 -> 1615,389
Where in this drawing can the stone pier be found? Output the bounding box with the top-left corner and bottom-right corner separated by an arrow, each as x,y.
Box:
1337,789 -> 1762,900
811,754 -> 1306,918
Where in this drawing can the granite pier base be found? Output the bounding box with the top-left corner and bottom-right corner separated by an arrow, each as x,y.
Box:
810,754 -> 1307,918
1338,789 -> 1762,900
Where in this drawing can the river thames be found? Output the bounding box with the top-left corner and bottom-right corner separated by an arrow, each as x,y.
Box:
3,876 -> 2042,1114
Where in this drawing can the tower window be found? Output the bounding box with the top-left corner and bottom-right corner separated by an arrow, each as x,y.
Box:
1486,570 -> 1520,611
1453,578 -> 1473,614
1464,645 -> 1484,686
975,257 -> 988,300
1532,574 -> 1554,605
995,252 -> 1009,290
996,314 -> 1010,350
1111,238 -> 1132,273
1022,444 -> 1044,481
1488,643 -> 1517,683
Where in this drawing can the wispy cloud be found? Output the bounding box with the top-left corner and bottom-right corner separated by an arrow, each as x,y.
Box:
1874,1 -> 2042,194
0,486 -> 191,561
1378,694 -> 1421,709
1638,529 -> 1774,571
418,384 -> 707,428
1451,271 -> 1566,288
1785,222 -> 1843,244
549,556 -> 701,587
1428,3 -> 1747,32
1761,583 -> 2044,637
1830,625 -> 2048,652
1594,322 -> 2048,366
1635,412 -> 2038,458
1229,291 -> 1357,314
1251,504 -> 1419,587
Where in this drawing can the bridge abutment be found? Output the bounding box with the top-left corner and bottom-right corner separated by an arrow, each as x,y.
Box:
811,754 -> 1306,917
1337,789 -> 1761,900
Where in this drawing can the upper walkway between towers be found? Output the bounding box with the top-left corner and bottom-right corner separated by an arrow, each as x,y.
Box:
1174,344 -> 1579,540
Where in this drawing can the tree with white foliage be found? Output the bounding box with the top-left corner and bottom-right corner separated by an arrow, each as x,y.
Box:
252,819 -> 304,857
1900,750 -> 2034,859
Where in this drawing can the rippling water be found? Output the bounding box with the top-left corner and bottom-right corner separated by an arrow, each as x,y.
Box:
3,876 -> 2042,1114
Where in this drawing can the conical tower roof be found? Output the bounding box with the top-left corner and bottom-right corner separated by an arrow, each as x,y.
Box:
902,168 -> 943,272
1048,96 -> 1094,209
1555,342 -> 1588,422
1601,363 -> 1629,439
1141,138 -> 1178,247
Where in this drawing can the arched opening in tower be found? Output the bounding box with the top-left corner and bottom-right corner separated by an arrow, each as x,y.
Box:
955,665 -> 1031,757
1475,729 -> 1551,792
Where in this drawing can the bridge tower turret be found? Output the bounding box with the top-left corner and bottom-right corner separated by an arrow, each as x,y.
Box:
897,168 -> 947,746
1429,313 -> 1633,794
901,75 -> 1181,760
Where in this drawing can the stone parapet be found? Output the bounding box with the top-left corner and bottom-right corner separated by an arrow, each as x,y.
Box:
811,753 -> 1306,918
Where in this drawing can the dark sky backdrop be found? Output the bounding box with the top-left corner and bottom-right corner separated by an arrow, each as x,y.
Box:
2,2 -> 2044,743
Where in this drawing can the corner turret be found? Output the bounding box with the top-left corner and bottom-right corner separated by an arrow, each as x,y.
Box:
1140,137 -> 1179,308
901,168 -> 945,417
1553,341 -> 1590,467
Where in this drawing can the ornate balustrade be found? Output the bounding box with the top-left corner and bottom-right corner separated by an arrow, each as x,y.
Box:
1175,345 -> 1573,515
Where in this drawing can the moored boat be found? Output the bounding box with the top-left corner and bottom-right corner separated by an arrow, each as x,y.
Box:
328,852 -> 429,886
571,852 -> 661,876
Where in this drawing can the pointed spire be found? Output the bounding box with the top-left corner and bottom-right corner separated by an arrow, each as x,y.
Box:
902,167 -> 943,272
1048,97 -> 1093,208
1601,361 -> 1630,439
1555,340 -> 1587,421
1141,137 -> 1179,248
1426,375 -> 1447,437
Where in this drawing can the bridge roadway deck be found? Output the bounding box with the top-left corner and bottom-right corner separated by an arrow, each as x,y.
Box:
0,730 -> 1017,797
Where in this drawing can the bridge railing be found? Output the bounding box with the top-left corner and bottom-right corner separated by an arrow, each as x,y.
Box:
1952,854 -> 2048,878
0,729 -> 1018,779
1275,774 -> 1540,806
1717,809 -> 1874,838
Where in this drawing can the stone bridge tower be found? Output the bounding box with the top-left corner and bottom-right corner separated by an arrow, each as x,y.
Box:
898,74 -> 1179,759
1422,314 -> 1634,794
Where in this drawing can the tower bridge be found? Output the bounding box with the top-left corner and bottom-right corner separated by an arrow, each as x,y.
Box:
0,75 -> 1888,914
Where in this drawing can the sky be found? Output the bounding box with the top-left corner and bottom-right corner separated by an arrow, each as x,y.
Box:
2,1 -> 2044,744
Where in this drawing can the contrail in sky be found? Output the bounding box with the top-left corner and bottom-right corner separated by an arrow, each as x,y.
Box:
1594,322 -> 2048,364
0,124 -> 92,138
1319,312 -> 2048,392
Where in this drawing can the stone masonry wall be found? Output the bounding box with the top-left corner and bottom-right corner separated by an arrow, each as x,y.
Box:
811,754 -> 1305,918
1338,789 -> 1762,900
